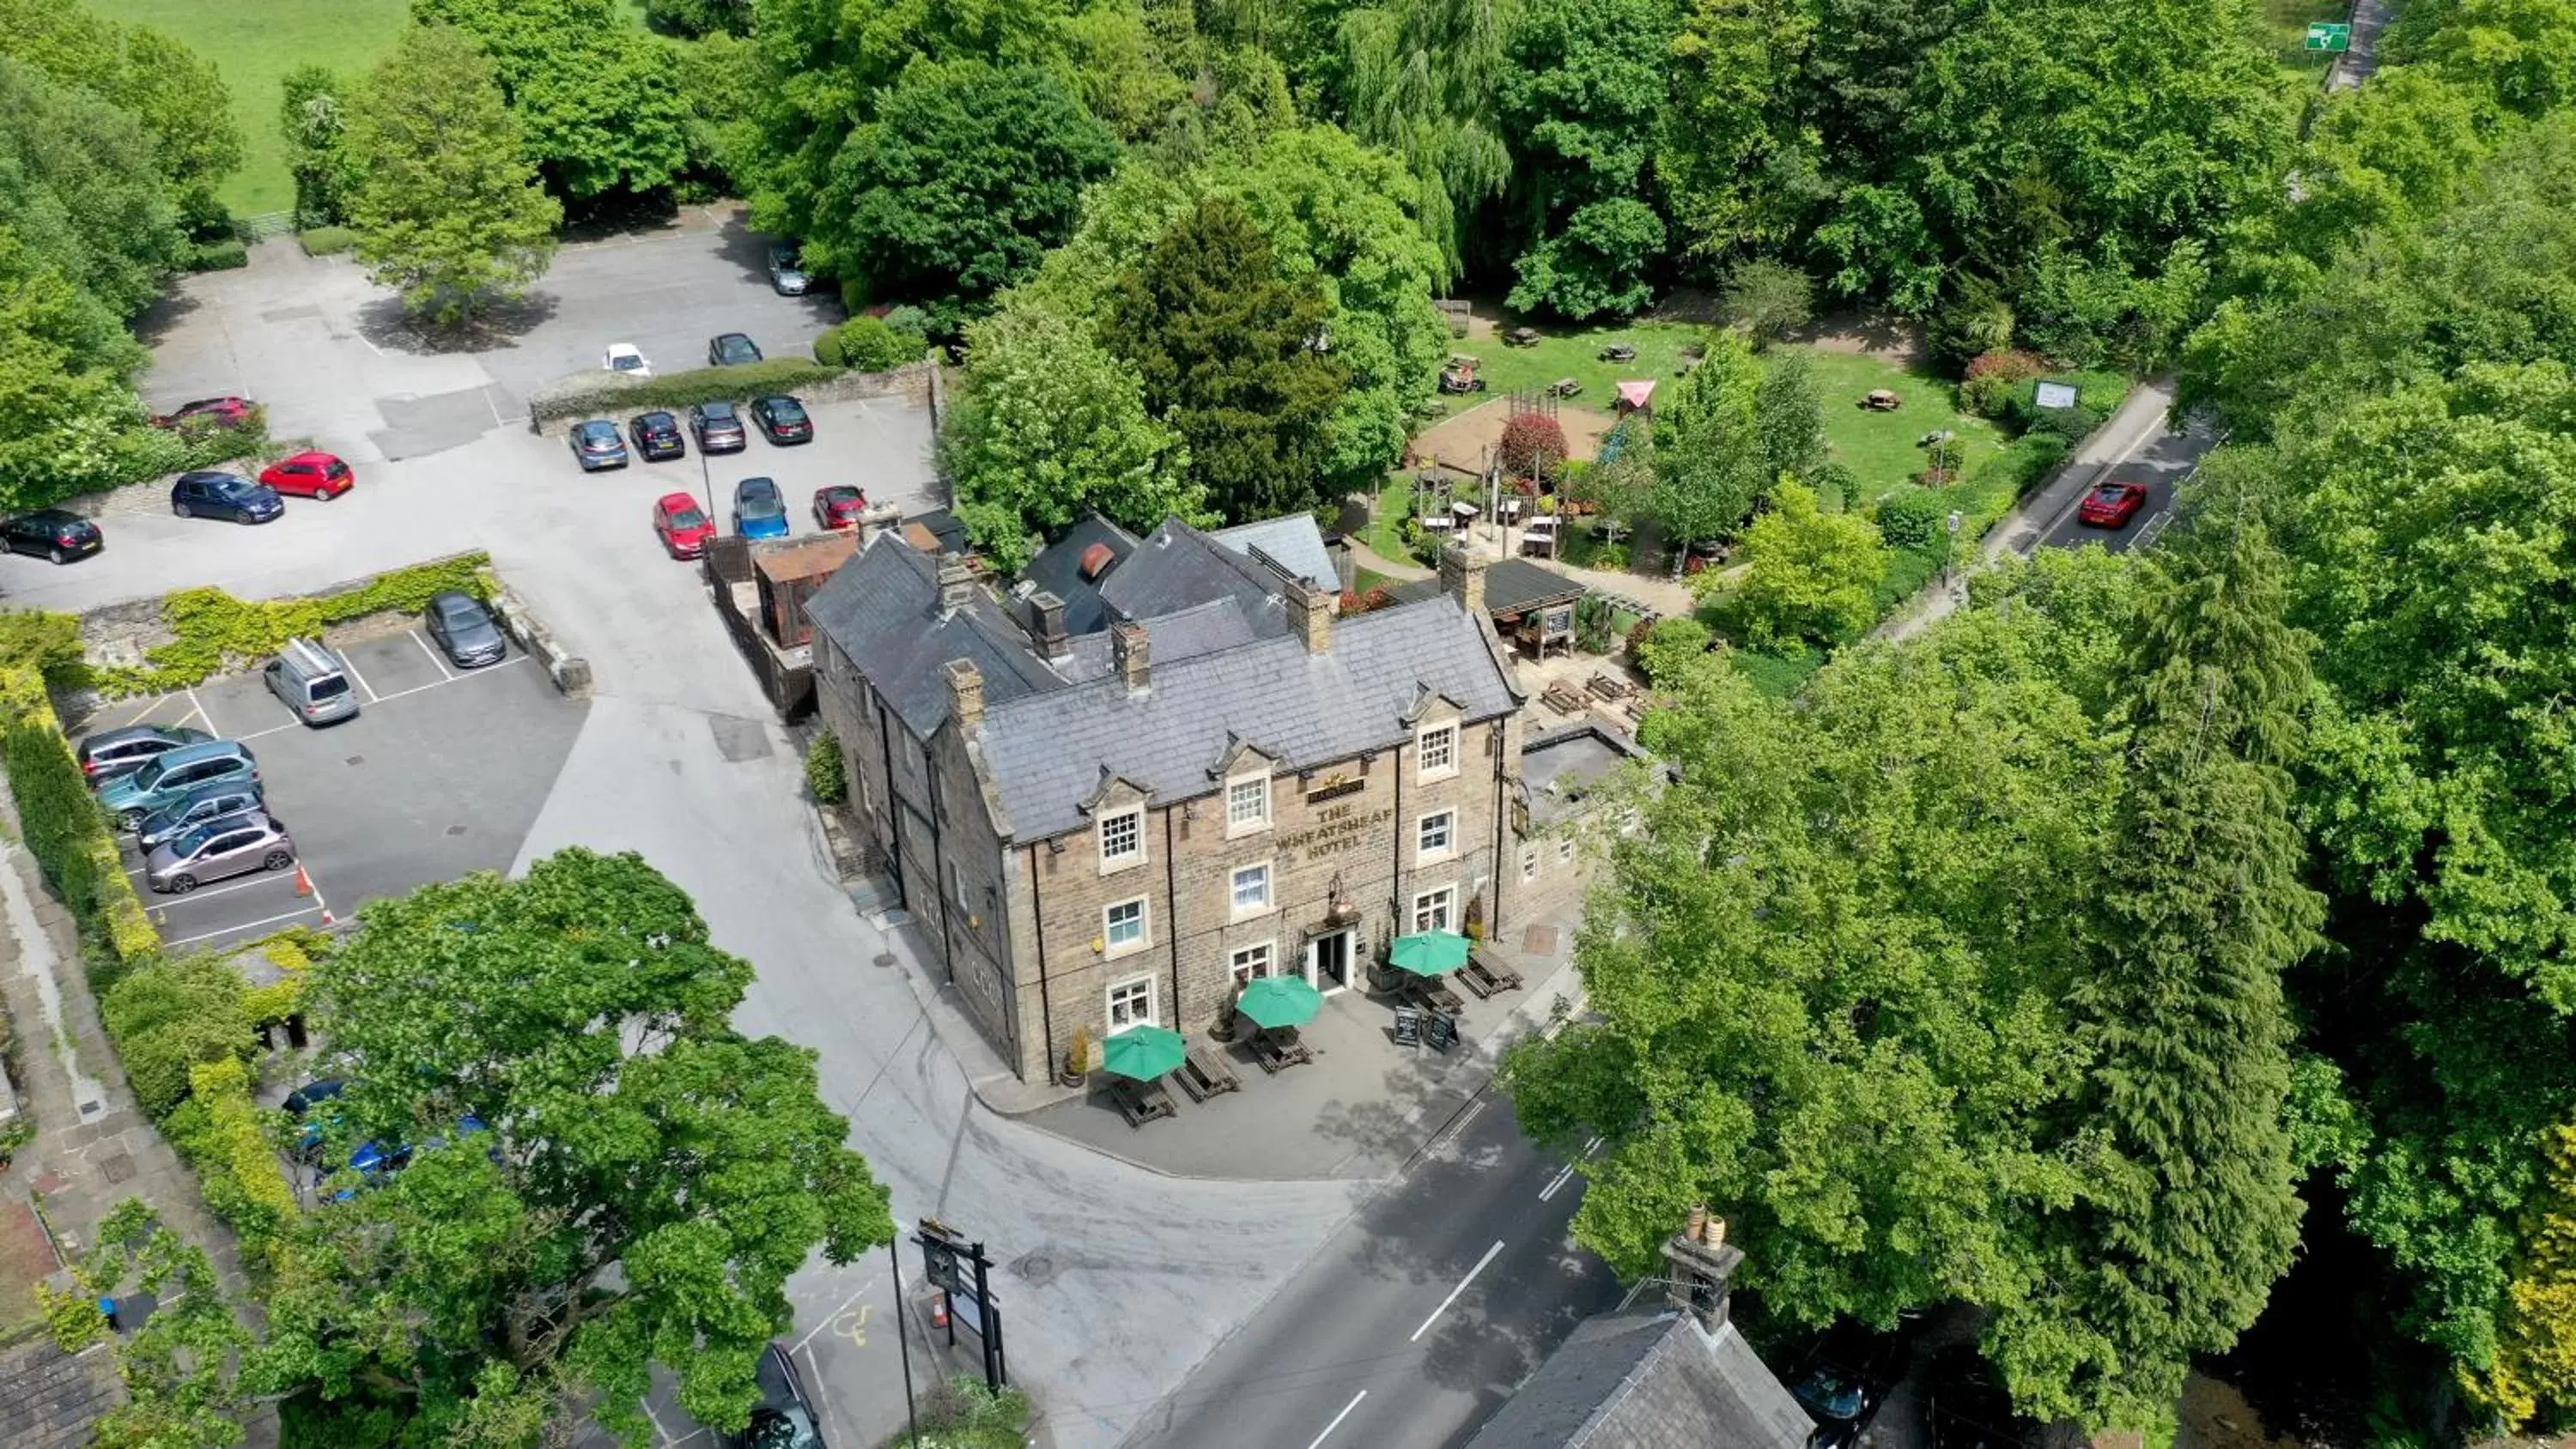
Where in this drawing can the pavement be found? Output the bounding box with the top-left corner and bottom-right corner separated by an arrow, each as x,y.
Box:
2329,0 -> 2396,91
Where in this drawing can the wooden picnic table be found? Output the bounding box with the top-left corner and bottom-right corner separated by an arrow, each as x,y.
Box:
1461,949 -> 1525,999
1404,975 -> 1467,1018
1109,1076 -> 1178,1128
1249,1025 -> 1315,1074
1176,1043 -> 1242,1102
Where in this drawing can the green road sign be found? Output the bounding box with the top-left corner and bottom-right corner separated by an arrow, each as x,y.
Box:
2305,21 -> 2352,51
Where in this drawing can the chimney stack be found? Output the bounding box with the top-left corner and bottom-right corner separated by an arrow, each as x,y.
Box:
937,555 -> 975,618
942,659 -> 984,731
1660,1209 -> 1742,1334
1028,591 -> 1072,661
1285,578 -> 1333,654
1111,619 -> 1150,693
1439,543 -> 1488,616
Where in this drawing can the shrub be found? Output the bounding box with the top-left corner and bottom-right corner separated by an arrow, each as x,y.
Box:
0,665 -> 161,969
1499,414 -> 1569,482
812,326 -> 846,367
833,315 -> 921,372
880,305 -> 933,343
2002,372 -> 2124,442
528,359 -> 845,424
164,1058 -> 297,1254
38,1280 -> 106,1352
188,239 -> 249,272
1635,616 -> 1714,682
805,731 -> 848,805
1957,349 -> 2049,417
1874,486 -> 1947,549
83,554 -> 492,696
298,227 -> 357,258
100,956 -> 254,1119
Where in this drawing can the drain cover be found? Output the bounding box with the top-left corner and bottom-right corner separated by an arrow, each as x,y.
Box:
446,824 -> 467,836
1010,1252 -> 1059,1287
874,953 -> 897,969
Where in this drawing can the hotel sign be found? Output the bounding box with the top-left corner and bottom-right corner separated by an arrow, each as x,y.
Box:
1280,802 -> 1392,863
1305,771 -> 1366,804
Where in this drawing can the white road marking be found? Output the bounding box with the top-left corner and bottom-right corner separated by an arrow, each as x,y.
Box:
163,902 -> 325,947
1306,1391 -> 1367,1449
410,629 -> 456,682
181,685 -> 211,734
367,653 -> 531,704
338,652 -> 380,704
1440,1097 -> 1487,1147
791,1277 -> 878,1353
144,868 -> 305,906
1410,1240 -> 1504,1343
1537,1137 -> 1604,1202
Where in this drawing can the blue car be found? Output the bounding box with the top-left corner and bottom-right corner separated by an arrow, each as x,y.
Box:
568,419 -> 629,471
331,1113 -> 491,1201
732,476 -> 789,539
98,740 -> 259,830
170,470 -> 284,524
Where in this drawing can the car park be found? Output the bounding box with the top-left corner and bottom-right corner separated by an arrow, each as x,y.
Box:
171,470 -> 284,524
264,637 -> 362,725
750,395 -> 813,446
768,245 -> 811,296
78,724 -> 213,785
653,493 -> 718,559
708,332 -> 764,367
605,343 -> 653,379
0,507 -> 103,563
423,591 -> 508,668
812,485 -> 867,530
100,740 -> 261,829
258,451 -> 356,500
569,420 -> 629,471
721,1342 -> 827,1449
135,780 -> 267,852
2078,479 -> 2149,528
732,477 -> 789,539
1923,1345 -> 2032,1449
151,396 -> 255,430
144,810 -> 296,894
691,401 -> 749,452
629,410 -> 688,462
1786,1320 -> 1907,1449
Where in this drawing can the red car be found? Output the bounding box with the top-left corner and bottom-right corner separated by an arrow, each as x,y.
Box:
258,451 -> 355,500
2077,479 -> 2149,528
812,485 -> 869,530
653,492 -> 718,560
151,397 -> 256,431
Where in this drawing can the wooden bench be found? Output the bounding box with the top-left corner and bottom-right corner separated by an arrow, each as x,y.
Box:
1250,1026 -> 1315,1073
1176,1043 -> 1242,1102
1109,1076 -> 1178,1128
1461,949 -> 1524,999
1587,671 -> 1636,701
1543,681 -> 1591,716
1404,976 -> 1467,1018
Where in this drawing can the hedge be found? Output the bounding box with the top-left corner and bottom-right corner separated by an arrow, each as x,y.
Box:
298,227 -> 356,257
0,666 -> 161,971
529,359 -> 846,424
98,956 -> 253,1119
85,552 -> 493,697
166,1057 -> 296,1257
188,239 -> 249,272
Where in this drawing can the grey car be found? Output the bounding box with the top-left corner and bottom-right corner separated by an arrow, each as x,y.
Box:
424,591 -> 507,668
144,812 -> 296,894
135,781 -> 266,852
77,724 -> 212,786
767,245 -> 811,296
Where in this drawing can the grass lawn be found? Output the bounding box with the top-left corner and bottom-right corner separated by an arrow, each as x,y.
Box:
1431,320 -> 1704,418
93,0 -> 413,217
1801,349 -> 2007,509
2260,0 -> 2346,78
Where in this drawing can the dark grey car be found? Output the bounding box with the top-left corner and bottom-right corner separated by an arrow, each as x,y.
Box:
77,724 -> 212,786
424,591 -> 507,668
135,781 -> 267,852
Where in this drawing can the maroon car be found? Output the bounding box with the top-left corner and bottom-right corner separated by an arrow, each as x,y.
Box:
812,485 -> 868,530
152,396 -> 256,431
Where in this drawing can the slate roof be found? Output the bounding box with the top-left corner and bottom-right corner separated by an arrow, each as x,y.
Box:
1388,558 -> 1585,615
1020,515 -> 1141,635
1055,597 -> 1267,685
1099,518 -> 1294,636
1212,515 -> 1338,592
1462,1310 -> 1812,1449
910,508 -> 969,554
975,593 -> 1518,840
805,535 -> 1067,737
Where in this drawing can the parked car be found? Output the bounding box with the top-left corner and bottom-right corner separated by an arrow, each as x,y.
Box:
811,485 -> 868,530
333,1114 -> 491,1200
604,343 -> 653,379
423,590 -> 507,668
653,493 -> 718,560
708,332 -> 764,367
629,410 -> 687,462
144,810 -> 295,894
135,780 -> 267,852
1923,1346 -> 2032,1449
1786,1320 -> 1907,1449
77,724 -> 212,786
569,420 -> 629,471
171,470 -> 284,524
690,401 -> 748,453
720,1342 -> 827,1449
286,1076 -> 348,1161
750,395 -> 812,446
258,451 -> 355,500
264,637 -> 361,725
2078,479 -> 2150,528
0,507 -> 103,563
732,477 -> 789,539
283,1077 -> 345,1118
150,396 -> 254,430
100,740 -> 261,830
767,246 -> 811,297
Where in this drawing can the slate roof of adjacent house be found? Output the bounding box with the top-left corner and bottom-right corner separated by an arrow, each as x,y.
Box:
1461,1309 -> 1812,1449
974,593 -> 1518,840
1020,515 -> 1142,635
1212,514 -> 1338,592
1098,518 -> 1296,634
805,535 -> 1067,737
1388,558 -> 1585,615
910,508 -> 969,554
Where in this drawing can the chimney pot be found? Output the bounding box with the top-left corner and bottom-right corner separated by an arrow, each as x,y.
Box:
1439,543 -> 1489,615
1111,620 -> 1150,692
1029,591 -> 1072,661
942,658 -> 985,731
1286,578 -> 1333,654
1661,1222 -> 1744,1334
937,554 -> 976,617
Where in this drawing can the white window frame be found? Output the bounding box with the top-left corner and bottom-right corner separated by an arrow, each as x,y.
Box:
1558,838 -> 1577,864
1413,885 -> 1457,934
1103,897 -> 1149,956
1418,722 -> 1460,782
1230,941 -> 1276,987
1418,809 -> 1456,863
1230,861 -> 1272,916
1106,974 -> 1157,1034
1097,807 -> 1144,873
1224,772 -> 1271,834
1520,846 -> 1539,882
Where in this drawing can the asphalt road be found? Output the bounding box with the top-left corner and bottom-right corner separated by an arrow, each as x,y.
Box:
2027,411 -> 2219,555
1121,1088 -> 1621,1449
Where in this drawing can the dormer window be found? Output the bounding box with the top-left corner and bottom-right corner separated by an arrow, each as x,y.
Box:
1099,807 -> 1143,872
1418,722 -> 1459,782
1225,772 -> 1271,834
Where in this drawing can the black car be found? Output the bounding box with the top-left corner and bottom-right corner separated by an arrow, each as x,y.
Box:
721,1343 -> 825,1449
749,395 -> 812,446
690,402 -> 749,453
1787,1320 -> 1907,1449
627,410 -> 687,462
171,470 -> 284,524
708,332 -> 764,367
0,507 -> 103,564
76,724 -> 213,786
1924,1346 -> 2032,1449
568,419 -> 629,471
283,1077 -> 347,1118
424,590 -> 507,668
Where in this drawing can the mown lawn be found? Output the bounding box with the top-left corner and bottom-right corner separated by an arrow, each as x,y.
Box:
1801,349 -> 2008,509
1430,320 -> 1704,417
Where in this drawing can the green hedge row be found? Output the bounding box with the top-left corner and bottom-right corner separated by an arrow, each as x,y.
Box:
87,552 -> 493,697
529,359 -> 844,424
0,666 -> 161,970
99,955 -> 251,1119
298,227 -> 356,257
166,1057 -> 298,1260
188,239 -> 249,272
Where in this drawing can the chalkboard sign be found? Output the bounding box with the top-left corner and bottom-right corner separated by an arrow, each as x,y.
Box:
1428,1011 -> 1458,1052
1393,1006 -> 1423,1046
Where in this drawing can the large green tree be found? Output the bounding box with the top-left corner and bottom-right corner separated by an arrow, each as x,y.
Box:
1498,0 -> 1674,318
413,0 -> 693,198
344,24 -> 563,324
1729,478 -> 1887,646
0,0 -> 243,227
0,55 -> 187,318
1649,326 -> 1766,556
1334,0 -> 1511,273
279,65 -> 362,229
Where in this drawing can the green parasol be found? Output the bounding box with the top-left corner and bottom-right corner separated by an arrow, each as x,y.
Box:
1236,975 -> 1323,1029
1388,931 -> 1471,976
1100,1025 -> 1188,1081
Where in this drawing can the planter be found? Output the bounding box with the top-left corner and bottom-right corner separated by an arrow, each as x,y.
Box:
1060,1068 -> 1089,1089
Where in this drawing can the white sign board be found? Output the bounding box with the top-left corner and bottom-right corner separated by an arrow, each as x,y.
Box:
2034,381 -> 2080,410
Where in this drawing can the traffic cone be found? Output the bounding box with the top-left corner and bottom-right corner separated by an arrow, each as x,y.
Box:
932,1294 -> 949,1331
294,864 -> 313,897
319,907 -> 334,926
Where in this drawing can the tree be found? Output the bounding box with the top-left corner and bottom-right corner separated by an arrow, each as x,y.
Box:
1657,0 -> 1818,261
817,59 -> 1119,317
0,0 -> 243,227
1989,514 -> 2322,1428
78,1201 -> 252,1449
0,56 -> 187,318
1718,258 -> 1814,345
1731,479 -> 1887,646
414,0 -> 693,199
279,66 -> 362,229
344,25 -> 562,325
1753,349 -> 1826,484
1650,327 -> 1766,557
939,297 -> 1203,570
1500,412 -> 1569,481
1335,0 -> 1510,274
643,0 -> 753,37
1108,195 -> 1351,520
261,849 -> 895,1445
1499,0 -> 1674,318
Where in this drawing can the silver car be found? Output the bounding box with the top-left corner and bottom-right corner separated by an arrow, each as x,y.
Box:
144,813 -> 296,894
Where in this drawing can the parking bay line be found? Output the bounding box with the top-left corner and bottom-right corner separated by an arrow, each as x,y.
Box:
138,870 -> 307,907
338,651 -> 382,705
162,902 -> 325,949
409,629 -> 456,682
368,653 -> 531,706
1306,1391 -> 1367,1449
